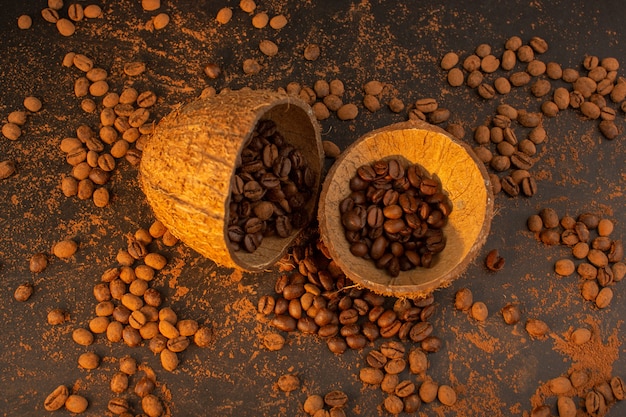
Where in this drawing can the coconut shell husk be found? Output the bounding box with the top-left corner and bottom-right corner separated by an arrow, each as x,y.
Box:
140,89 -> 323,271
318,120 -> 494,298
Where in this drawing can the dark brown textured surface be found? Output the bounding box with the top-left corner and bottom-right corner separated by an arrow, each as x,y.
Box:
0,1 -> 625,416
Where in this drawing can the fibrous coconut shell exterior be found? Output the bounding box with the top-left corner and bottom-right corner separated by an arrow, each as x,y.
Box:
140,89 -> 323,271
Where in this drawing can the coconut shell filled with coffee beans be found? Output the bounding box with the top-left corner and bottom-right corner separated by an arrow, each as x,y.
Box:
140,89 -> 323,271
318,120 -> 493,298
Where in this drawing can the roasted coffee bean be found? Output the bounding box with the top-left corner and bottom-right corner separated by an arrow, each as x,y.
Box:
366,349 -> 388,368
501,176 -> 520,197
380,341 -> 405,359
44,385 -> 69,411
324,391 -> 348,408
454,288 -> 473,311
421,336 -> 442,352
359,367 -> 384,385
271,315 -> 296,332
521,176 -> 537,197
409,321 -> 433,342
485,249 -> 505,271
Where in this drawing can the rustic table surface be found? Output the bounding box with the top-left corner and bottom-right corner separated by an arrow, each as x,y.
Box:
1,1 -> 625,416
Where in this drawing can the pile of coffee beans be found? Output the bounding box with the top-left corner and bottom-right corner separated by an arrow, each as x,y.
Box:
38,2 -> 103,37
359,340 -> 457,413
59,52 -> 153,207
227,119 -> 315,253
440,36 -> 625,198
257,231 -> 441,354
61,221 -> 213,376
285,79 -> 361,122
1,96 -> 42,141
303,390 -> 349,417
106,356 -> 166,417
340,158 -> 451,277
531,374 -> 624,417
527,209 -> 624,308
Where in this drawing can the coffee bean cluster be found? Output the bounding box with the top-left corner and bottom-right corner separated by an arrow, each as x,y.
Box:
442,37 -> 623,139
359,340 -> 457,414
67,220 -> 213,377
303,390 -> 349,417
40,2 -> 103,37
1,96 -> 42,141
285,79 -> 360,122
227,119 -> 315,253
340,158 -> 451,277
362,80 -> 405,115
527,209 -> 624,308
258,233 -> 441,355
531,374 -> 624,417
59,52 -> 153,207
441,37 -> 626,198
106,355 -> 166,417
454,287 -> 552,341
43,384 -> 88,413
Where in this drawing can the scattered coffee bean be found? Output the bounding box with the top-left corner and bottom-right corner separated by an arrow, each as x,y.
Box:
501,303 -> 521,325
14,283 -> 34,302
44,385 -> 69,411
63,394 -> 88,413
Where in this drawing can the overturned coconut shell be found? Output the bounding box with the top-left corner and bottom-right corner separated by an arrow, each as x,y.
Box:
140,89 -> 323,271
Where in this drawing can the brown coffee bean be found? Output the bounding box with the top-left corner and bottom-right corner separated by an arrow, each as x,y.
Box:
470,301 -> 488,321
271,315 -> 296,332
440,52 -> 459,70
303,44 -> 320,60
72,327 -> 94,346
64,395 -> 88,414
548,376 -> 573,395
501,176 -> 519,197
516,45 -> 534,62
395,380 -> 416,398
367,350 -> 388,368
44,385 -> 69,411
47,308 -> 68,325
167,335 -> 190,352
510,71 -> 531,87
381,373 -> 400,394
277,374 -> 300,392
501,303 -> 521,325
555,259 -> 575,276
360,367 -> 384,385
304,395 -> 325,415
107,397 -> 130,414
477,83 -> 496,99
324,391 -> 348,407
447,68 -> 464,86
429,108 -> 450,124
610,376 -> 625,400
595,287 -> 613,308
110,372 -> 129,394
462,55 -> 481,72
438,385 -> 457,406
525,318 -> 549,338
418,379 -> 439,403
466,71 -> 483,88
571,328 -> 592,345
599,120 -> 619,139
141,394 -> 164,417
384,395 -> 404,414
485,249 -> 505,271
